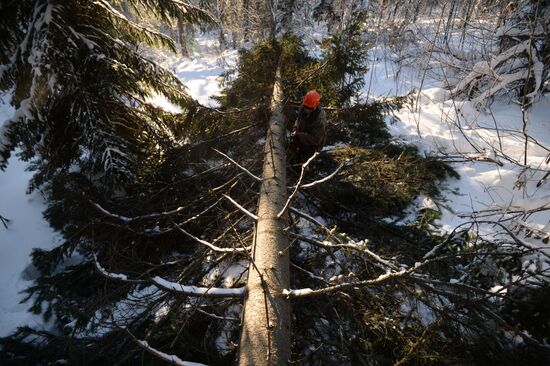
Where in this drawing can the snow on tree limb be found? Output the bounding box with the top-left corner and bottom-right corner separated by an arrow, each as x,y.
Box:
451,40 -> 531,96
524,51 -> 544,100
290,232 -> 399,271
450,39 -> 546,107
94,0 -> 176,50
473,70 -> 529,106
152,277 -> 245,298
91,197 -> 221,224
91,201 -> 184,222
92,197 -> 250,253
283,266 -> 418,299
93,254 -> 145,283
123,327 -> 208,366
94,254 -> 245,298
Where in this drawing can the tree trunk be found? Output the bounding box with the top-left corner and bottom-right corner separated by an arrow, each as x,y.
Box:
277,0 -> 295,35
177,18 -> 189,58
239,67 -> 291,366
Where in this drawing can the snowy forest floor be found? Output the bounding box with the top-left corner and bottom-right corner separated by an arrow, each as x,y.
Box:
1,28 -> 549,336
366,43 -> 550,237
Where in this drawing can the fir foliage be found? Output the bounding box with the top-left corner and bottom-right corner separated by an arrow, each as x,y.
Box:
0,0 -> 212,188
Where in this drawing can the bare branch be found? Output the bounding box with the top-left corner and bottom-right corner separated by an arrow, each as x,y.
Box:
174,224 -> 250,253
278,152 -> 318,218
291,262 -> 329,284
213,148 -> 261,182
223,194 -> 259,220
289,207 -> 335,237
299,160 -> 348,189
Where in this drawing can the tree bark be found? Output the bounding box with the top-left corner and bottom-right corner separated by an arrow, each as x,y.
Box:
239,67 -> 291,365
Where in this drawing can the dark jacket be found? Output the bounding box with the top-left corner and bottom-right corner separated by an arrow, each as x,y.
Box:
293,106 -> 327,150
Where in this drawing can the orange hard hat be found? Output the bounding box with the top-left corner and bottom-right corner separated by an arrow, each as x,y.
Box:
303,90 -> 321,108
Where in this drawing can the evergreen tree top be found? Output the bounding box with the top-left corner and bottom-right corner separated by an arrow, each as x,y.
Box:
0,0 -> 212,187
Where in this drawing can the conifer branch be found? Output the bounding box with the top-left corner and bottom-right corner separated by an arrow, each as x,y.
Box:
0,214 -> 10,229
290,232 -> 399,271
94,254 -> 245,298
283,265 -> 419,299
152,277 -> 245,298
289,207 -> 335,236
91,198 -> 220,224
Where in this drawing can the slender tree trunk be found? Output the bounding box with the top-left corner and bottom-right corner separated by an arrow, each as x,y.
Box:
216,0 -> 227,49
177,18 -> 189,58
278,0 -> 295,34
239,67 -> 291,366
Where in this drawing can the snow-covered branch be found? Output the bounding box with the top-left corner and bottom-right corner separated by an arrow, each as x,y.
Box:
473,69 -> 528,106
92,198 -> 223,237
152,277 -> 245,298
290,232 -> 399,271
91,201 -> 186,223
124,327 -> 208,366
94,255 -> 245,298
93,254 -> 145,283
451,40 -> 531,96
283,265 -> 419,299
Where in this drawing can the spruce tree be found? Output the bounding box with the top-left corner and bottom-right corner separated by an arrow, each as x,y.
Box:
2,2 -> 549,365
0,0 -> 211,186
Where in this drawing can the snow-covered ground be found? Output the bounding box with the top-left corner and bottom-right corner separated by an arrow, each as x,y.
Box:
0,98 -> 60,336
364,44 -> 550,245
145,37 -> 238,107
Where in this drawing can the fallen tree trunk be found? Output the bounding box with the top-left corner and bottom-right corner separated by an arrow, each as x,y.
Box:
239,67 -> 291,365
